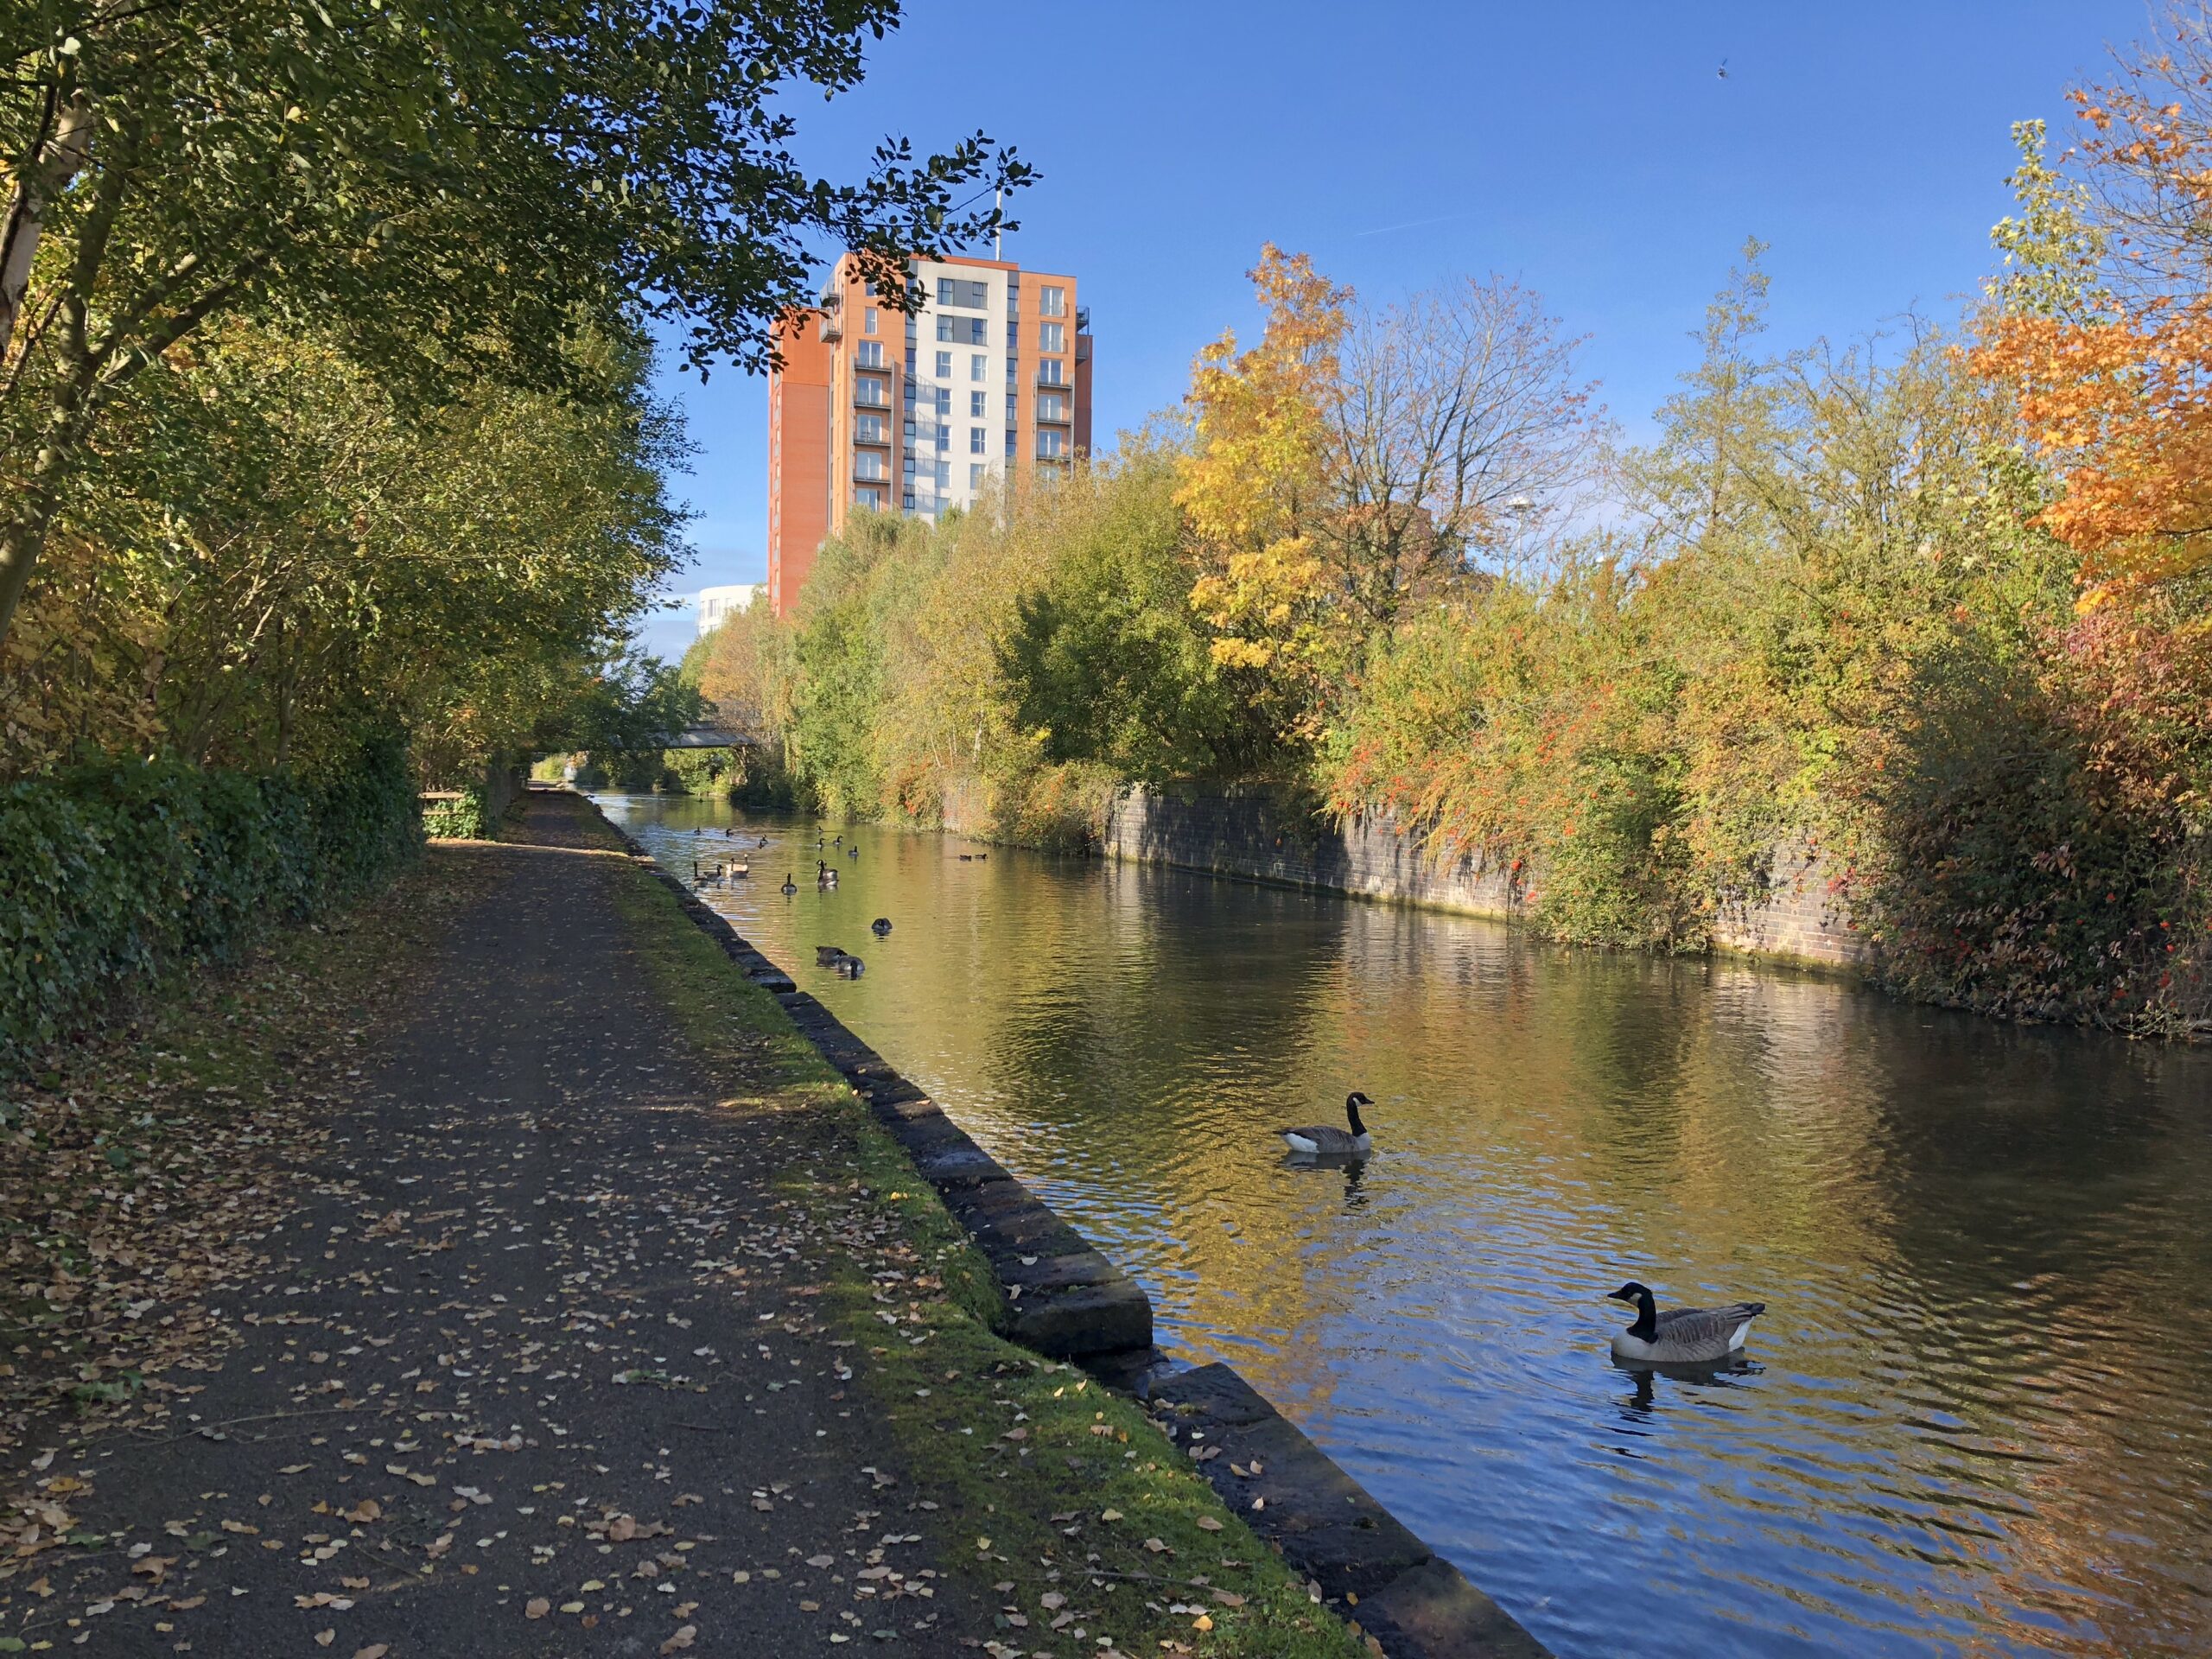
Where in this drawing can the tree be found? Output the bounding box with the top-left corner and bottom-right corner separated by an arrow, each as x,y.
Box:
1969,47 -> 2212,593
1179,246 -> 1345,730
998,442 -> 1270,781
1180,245 -> 1605,748
0,0 -> 1029,649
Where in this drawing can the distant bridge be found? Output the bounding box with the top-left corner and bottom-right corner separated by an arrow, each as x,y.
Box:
594,702 -> 763,751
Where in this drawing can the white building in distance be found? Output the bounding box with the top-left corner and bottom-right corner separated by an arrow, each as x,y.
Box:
696,583 -> 763,636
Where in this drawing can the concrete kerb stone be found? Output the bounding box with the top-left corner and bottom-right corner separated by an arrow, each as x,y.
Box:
1150,1363 -> 1550,1658
577,797 -> 1549,1657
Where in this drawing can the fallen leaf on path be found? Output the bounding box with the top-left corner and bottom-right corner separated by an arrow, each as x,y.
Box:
524,1599 -> 550,1620
660,1627 -> 696,1654
1196,1516 -> 1224,1532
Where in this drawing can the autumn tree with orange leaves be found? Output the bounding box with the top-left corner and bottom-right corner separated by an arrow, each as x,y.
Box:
1971,39 -> 2212,596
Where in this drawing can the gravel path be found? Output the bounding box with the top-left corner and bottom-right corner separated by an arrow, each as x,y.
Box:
6,796 -> 996,1656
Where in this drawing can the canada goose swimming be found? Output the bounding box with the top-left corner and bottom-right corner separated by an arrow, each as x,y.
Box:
833,835 -> 843,846
816,944 -> 849,966
781,874 -> 798,895
1280,1092 -> 1373,1157
847,846 -> 858,858
1605,1282 -> 1767,1364
757,836 -> 768,848
870,917 -> 892,936
833,955 -> 864,978
817,860 -> 838,887
957,854 -> 974,861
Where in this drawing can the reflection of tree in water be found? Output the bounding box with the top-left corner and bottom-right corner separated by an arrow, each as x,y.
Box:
1831,1011 -> 2212,1650
971,862 -> 1373,1414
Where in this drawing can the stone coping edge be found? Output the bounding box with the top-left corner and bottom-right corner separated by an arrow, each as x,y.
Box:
1148,1363 -> 1550,1659
579,798 -> 1553,1659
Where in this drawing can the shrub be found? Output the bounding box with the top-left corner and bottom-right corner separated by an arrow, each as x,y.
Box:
0,740 -> 419,1072
422,787 -> 489,839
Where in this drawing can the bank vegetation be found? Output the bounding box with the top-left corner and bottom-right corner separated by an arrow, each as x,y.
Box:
700,34 -> 2212,1035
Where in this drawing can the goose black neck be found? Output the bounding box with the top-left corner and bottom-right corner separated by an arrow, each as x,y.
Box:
1345,1096 -> 1366,1135
1628,1287 -> 1658,1342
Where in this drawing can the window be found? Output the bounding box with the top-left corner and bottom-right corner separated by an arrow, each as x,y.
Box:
903,418 -> 917,442
905,348 -> 916,375
935,423 -> 950,451
1039,285 -> 1066,317
902,493 -> 916,511
935,351 -> 952,378
1038,391 -> 1066,421
903,454 -> 917,476
1004,429 -> 1016,457
855,413 -> 887,443
1006,393 -> 1017,421
936,315 -> 955,342
855,340 -> 883,367
1037,429 -> 1066,459
855,375 -> 888,405
1007,283 -> 1021,316
969,463 -> 987,489
935,386 -> 951,415
1007,321 -> 1019,349
970,353 -> 987,381
864,308 -> 879,335
1037,358 -> 1065,387
1039,321 -> 1065,353
935,276 -> 988,308
855,451 -> 887,480
969,391 -> 986,417
855,485 -> 883,508
969,426 -> 985,454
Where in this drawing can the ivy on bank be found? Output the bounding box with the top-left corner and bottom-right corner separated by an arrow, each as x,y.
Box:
0,741 -> 419,1073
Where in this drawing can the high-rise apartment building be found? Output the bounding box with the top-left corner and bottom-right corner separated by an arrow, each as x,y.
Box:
766,251 -> 1092,616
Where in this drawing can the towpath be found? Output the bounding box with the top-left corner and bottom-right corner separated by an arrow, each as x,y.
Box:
3,793 -> 997,1656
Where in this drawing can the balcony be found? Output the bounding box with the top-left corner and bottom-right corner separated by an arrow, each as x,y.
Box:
1034,403 -> 1071,425
1034,365 -> 1067,391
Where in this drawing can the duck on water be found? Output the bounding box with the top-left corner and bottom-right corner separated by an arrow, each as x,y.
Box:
1606,1281 -> 1766,1364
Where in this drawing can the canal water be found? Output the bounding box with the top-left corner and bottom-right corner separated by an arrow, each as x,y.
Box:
597,794 -> 2212,1659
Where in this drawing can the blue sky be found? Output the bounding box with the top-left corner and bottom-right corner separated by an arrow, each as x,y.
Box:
633,0 -> 2152,658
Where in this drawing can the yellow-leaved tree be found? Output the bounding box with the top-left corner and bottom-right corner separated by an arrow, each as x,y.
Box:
1179,245 -> 1351,742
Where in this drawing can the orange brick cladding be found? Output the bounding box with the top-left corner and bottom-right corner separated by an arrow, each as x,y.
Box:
766,251 -> 1092,618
